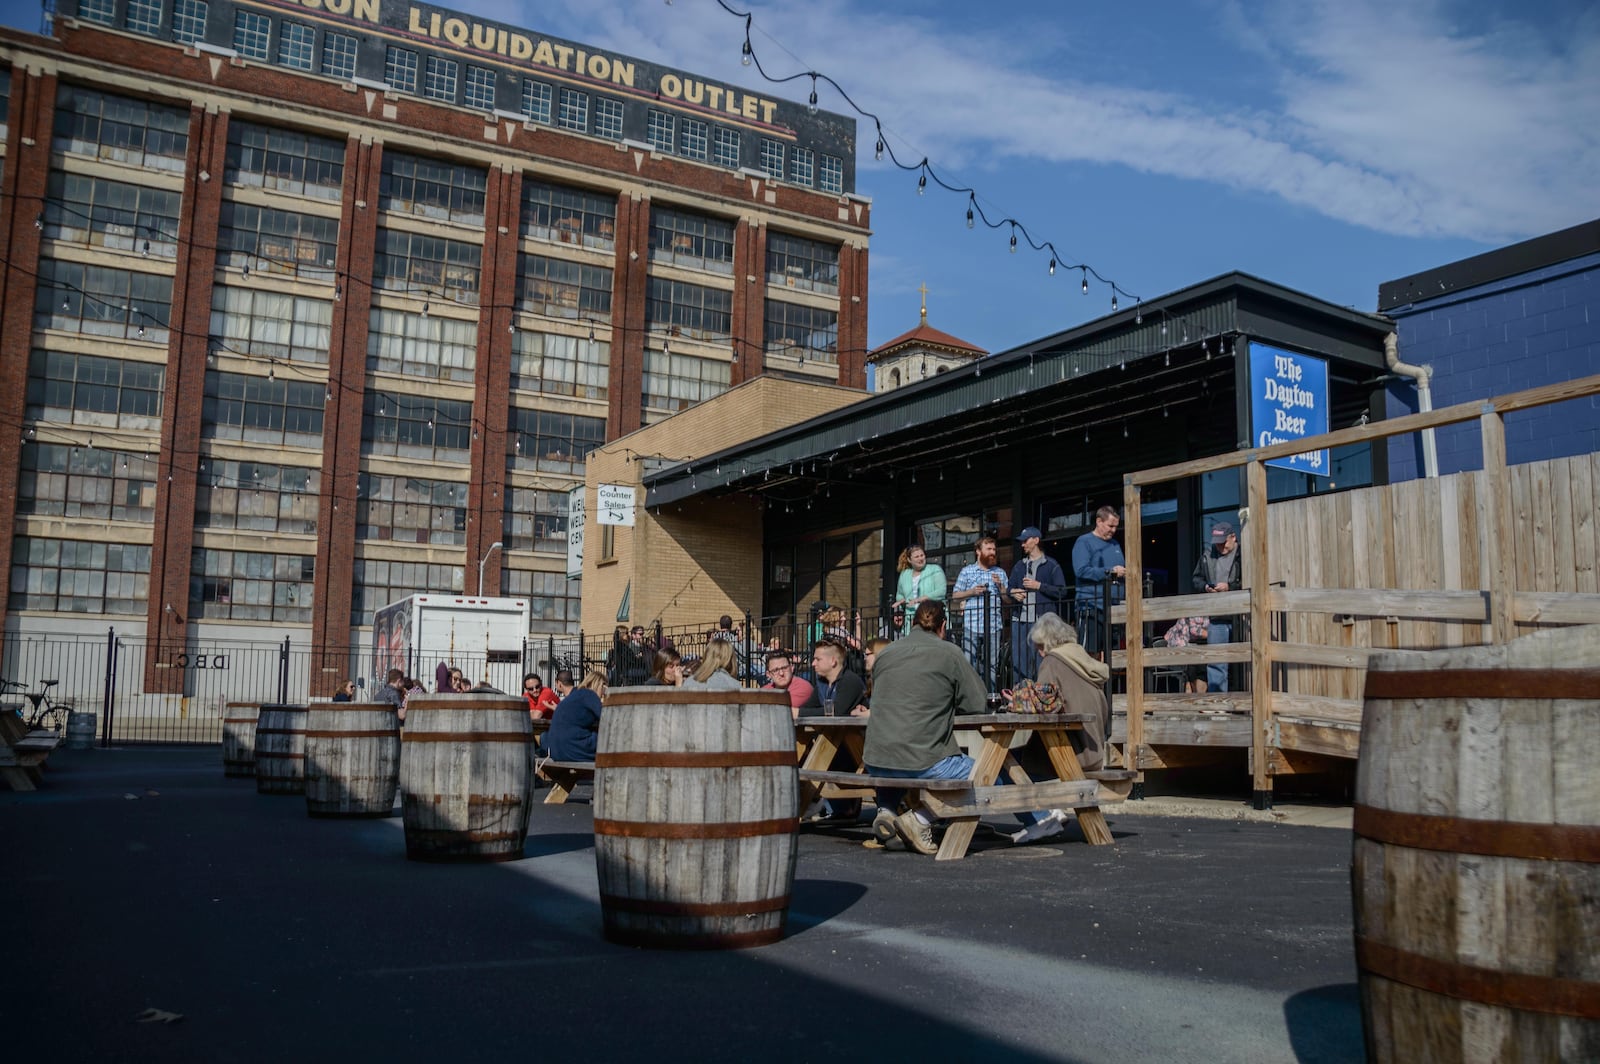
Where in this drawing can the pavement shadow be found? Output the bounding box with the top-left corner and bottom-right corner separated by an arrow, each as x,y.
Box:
1283,983 -> 1364,1063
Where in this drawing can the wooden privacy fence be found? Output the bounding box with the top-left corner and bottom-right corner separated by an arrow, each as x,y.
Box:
1113,372 -> 1600,806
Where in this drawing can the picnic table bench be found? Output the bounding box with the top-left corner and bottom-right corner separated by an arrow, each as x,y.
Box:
1,712 -> 62,792
795,713 -> 1134,859
536,759 -> 594,804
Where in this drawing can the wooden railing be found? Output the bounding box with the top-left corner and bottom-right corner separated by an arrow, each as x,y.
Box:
1114,372 -> 1600,805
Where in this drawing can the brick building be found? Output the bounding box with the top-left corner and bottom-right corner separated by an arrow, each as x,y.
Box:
1379,218 -> 1599,478
0,0 -> 869,692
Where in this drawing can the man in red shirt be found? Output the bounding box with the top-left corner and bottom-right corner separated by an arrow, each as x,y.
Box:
761,650 -> 813,719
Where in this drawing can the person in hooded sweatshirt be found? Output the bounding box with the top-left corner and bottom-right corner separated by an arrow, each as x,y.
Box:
1028,611 -> 1111,772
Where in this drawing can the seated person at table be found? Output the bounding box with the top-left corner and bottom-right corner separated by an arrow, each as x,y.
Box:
546,669 -> 607,763
800,640 -> 867,716
645,649 -> 685,686
865,601 -> 1065,854
762,650 -> 813,717
682,639 -> 742,691
522,672 -> 559,718
1029,612 -> 1110,773
861,637 -> 891,709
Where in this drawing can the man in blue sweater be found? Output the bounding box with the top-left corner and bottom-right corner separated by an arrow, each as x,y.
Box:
1071,506 -> 1126,656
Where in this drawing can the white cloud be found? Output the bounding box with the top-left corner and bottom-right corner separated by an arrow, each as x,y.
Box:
516,0 -> 1598,244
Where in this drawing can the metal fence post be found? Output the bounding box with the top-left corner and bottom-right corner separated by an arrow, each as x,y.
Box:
278,637 -> 290,704
101,626 -> 118,747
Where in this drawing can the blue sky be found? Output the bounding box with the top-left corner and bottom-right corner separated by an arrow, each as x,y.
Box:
9,0 -> 1597,354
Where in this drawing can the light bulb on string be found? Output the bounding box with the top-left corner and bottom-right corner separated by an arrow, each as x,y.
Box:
1123,423 -> 1129,439
741,39 -> 752,65
35,213 -> 43,230
874,136 -> 883,161
917,170 -> 927,195
966,199 -> 974,229
242,261 -> 250,278
1009,226 -> 1017,254
1048,258 -> 1056,276
141,239 -> 151,257
1081,269 -> 1089,295
1111,294 -> 1118,311
807,76 -> 818,116
1135,303 -> 1143,325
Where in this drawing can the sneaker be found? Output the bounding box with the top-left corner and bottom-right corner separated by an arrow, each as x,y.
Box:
1010,811 -> 1067,845
895,810 -> 939,855
801,795 -> 832,823
871,807 -> 898,844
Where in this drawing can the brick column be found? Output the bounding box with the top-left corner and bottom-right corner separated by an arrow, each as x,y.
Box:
730,217 -> 767,385
466,164 -> 522,598
837,240 -> 869,389
608,190 -> 649,439
0,66 -> 57,651
308,137 -> 382,692
144,105 -> 229,693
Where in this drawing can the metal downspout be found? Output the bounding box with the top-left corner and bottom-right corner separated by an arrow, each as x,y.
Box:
1385,333 -> 1438,478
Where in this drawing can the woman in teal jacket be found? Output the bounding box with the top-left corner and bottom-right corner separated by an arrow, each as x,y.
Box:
892,546 -> 947,636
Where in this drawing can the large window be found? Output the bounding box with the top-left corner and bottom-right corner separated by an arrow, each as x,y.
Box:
820,154 -> 844,194
372,228 -> 482,303
35,261 -> 173,342
321,32 -> 357,79
516,254 -> 612,321
367,306 -> 477,382
642,350 -> 730,415
362,393 -> 472,461
790,147 -> 814,187
381,152 -> 486,225
760,139 -> 785,181
26,351 -> 165,430
78,0 -> 115,25
464,66 -> 496,111
196,459 -> 319,533
510,331 -> 609,401
646,110 -> 675,154
766,232 -> 840,293
764,300 -> 839,361
44,172 -> 182,257
10,538 -> 151,615
649,207 -> 734,273
202,371 -> 325,448
423,56 -> 458,103
521,180 -> 616,249
125,0 -> 163,36
226,120 -> 344,201
278,21 -> 315,71
503,489 -> 570,553
713,127 -> 741,169
191,548 -> 314,624
353,558 -> 461,627
233,10 -> 271,60
357,474 -> 467,545
19,445 -> 159,523
211,286 -> 332,364
218,202 -> 338,279
508,408 -> 605,475
645,277 -> 732,340
384,47 -> 419,94
502,568 -> 580,634
53,87 -> 189,172
557,88 -> 588,131
678,118 -> 708,161
172,0 -> 207,43
520,79 -> 552,123
593,97 -> 624,140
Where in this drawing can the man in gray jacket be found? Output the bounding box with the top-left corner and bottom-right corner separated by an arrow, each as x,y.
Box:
1192,522 -> 1242,691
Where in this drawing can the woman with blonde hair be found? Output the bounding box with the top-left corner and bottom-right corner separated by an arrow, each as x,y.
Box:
547,668 -> 607,762
683,638 -> 741,691
892,544 -> 945,636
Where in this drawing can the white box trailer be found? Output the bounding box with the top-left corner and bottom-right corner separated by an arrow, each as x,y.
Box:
371,595 -> 531,696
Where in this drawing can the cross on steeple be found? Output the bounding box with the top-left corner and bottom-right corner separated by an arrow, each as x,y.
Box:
918,282 -> 929,323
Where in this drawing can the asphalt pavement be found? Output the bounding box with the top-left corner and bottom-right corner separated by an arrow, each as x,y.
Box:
2,746 -> 1363,1063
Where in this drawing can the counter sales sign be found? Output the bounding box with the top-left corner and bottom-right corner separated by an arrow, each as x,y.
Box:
596,483 -> 636,526
1250,342 -> 1329,476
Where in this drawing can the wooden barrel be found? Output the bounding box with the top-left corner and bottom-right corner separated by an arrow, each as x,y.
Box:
399,695 -> 534,862
222,702 -> 260,778
65,711 -> 97,750
1354,625 -> 1600,1061
304,703 -> 401,818
254,704 -> 308,796
594,689 -> 797,950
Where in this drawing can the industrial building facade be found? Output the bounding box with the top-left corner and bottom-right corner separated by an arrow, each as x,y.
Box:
0,0 -> 869,691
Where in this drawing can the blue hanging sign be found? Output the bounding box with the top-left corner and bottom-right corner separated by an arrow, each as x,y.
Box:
1250,342 -> 1330,475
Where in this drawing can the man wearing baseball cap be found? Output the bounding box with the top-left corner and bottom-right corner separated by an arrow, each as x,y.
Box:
1193,522 -> 1242,691
1008,526 -> 1067,684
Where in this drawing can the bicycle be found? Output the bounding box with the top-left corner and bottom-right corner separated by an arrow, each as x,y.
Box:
1,678 -> 74,738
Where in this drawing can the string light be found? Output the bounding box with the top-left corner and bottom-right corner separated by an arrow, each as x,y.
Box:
966,197 -> 975,229
807,75 -> 818,116
1048,258 -> 1056,276
1081,269 -> 1089,295
1008,225 -> 1017,254
917,169 -> 927,195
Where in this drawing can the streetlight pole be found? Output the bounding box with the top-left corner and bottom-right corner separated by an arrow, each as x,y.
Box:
477,541 -> 503,596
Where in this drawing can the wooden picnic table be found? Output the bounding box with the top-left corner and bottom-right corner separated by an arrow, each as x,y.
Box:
795,713 -> 1130,860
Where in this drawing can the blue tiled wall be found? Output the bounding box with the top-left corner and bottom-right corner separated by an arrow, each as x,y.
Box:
1386,252 -> 1599,479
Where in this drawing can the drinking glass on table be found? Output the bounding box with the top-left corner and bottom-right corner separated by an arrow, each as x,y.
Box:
823,696 -> 836,717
